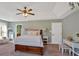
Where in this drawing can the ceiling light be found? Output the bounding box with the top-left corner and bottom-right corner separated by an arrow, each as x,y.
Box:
22,13 -> 28,17
16,6 -> 35,17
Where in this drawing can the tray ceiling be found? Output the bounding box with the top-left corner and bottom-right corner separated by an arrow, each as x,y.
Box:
0,2 -> 76,22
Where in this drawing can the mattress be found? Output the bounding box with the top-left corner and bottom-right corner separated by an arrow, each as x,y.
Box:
15,35 -> 43,47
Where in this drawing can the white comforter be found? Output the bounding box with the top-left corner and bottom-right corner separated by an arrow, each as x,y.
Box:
15,35 -> 43,47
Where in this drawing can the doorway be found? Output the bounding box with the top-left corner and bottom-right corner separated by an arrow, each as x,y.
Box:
51,22 -> 62,44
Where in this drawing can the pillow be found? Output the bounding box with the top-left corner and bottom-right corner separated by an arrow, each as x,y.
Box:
27,31 -> 32,35
36,32 -> 39,35
32,31 -> 40,36
36,31 -> 40,35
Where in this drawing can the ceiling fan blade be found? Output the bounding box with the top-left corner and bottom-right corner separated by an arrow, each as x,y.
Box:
28,9 -> 32,12
16,13 -> 22,15
17,9 -> 23,12
28,13 -> 35,15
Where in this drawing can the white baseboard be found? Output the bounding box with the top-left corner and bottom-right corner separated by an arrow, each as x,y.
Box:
47,42 -> 59,45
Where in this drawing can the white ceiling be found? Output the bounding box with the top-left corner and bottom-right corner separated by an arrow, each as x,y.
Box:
0,2 -> 76,22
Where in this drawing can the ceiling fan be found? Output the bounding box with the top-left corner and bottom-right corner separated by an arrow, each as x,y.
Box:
16,6 -> 35,17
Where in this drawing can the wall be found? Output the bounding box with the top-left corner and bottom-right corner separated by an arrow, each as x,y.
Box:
63,10 -> 79,39
8,20 -> 62,43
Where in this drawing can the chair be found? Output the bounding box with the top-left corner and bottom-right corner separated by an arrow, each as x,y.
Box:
59,39 -> 72,56
71,42 -> 79,56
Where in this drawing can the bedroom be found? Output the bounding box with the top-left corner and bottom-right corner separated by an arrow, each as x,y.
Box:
0,2 -> 79,56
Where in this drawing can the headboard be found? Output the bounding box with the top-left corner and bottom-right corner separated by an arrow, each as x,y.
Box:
25,29 -> 43,36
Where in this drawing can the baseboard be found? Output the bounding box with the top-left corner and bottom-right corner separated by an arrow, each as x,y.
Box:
47,42 -> 59,46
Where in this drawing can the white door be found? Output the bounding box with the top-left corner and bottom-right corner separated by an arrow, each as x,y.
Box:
51,22 -> 62,44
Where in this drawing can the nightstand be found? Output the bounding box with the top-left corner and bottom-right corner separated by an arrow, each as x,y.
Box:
43,36 -> 48,45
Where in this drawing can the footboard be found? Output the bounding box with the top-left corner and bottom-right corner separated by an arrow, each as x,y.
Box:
15,44 -> 43,55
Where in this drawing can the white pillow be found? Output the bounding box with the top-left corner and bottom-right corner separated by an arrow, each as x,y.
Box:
27,31 -> 32,35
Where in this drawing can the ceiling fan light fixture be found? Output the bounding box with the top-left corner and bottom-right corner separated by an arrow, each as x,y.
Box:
22,13 -> 28,17
17,6 -> 35,17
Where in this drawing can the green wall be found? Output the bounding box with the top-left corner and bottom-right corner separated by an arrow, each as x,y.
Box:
8,20 -> 62,43
63,10 -> 79,39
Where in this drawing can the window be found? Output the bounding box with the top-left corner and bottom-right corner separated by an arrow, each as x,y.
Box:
0,22 -> 7,39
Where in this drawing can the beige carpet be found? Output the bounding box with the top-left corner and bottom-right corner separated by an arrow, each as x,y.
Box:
0,43 -> 69,56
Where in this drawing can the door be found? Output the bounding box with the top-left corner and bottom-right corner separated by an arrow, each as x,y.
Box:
51,22 -> 62,44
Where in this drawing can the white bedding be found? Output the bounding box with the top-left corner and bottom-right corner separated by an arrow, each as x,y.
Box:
15,35 -> 43,47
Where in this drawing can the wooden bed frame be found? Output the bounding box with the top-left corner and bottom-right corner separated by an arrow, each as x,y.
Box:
15,44 -> 43,55
15,30 -> 44,55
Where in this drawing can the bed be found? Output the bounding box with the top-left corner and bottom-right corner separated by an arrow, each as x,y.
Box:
15,29 -> 44,55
